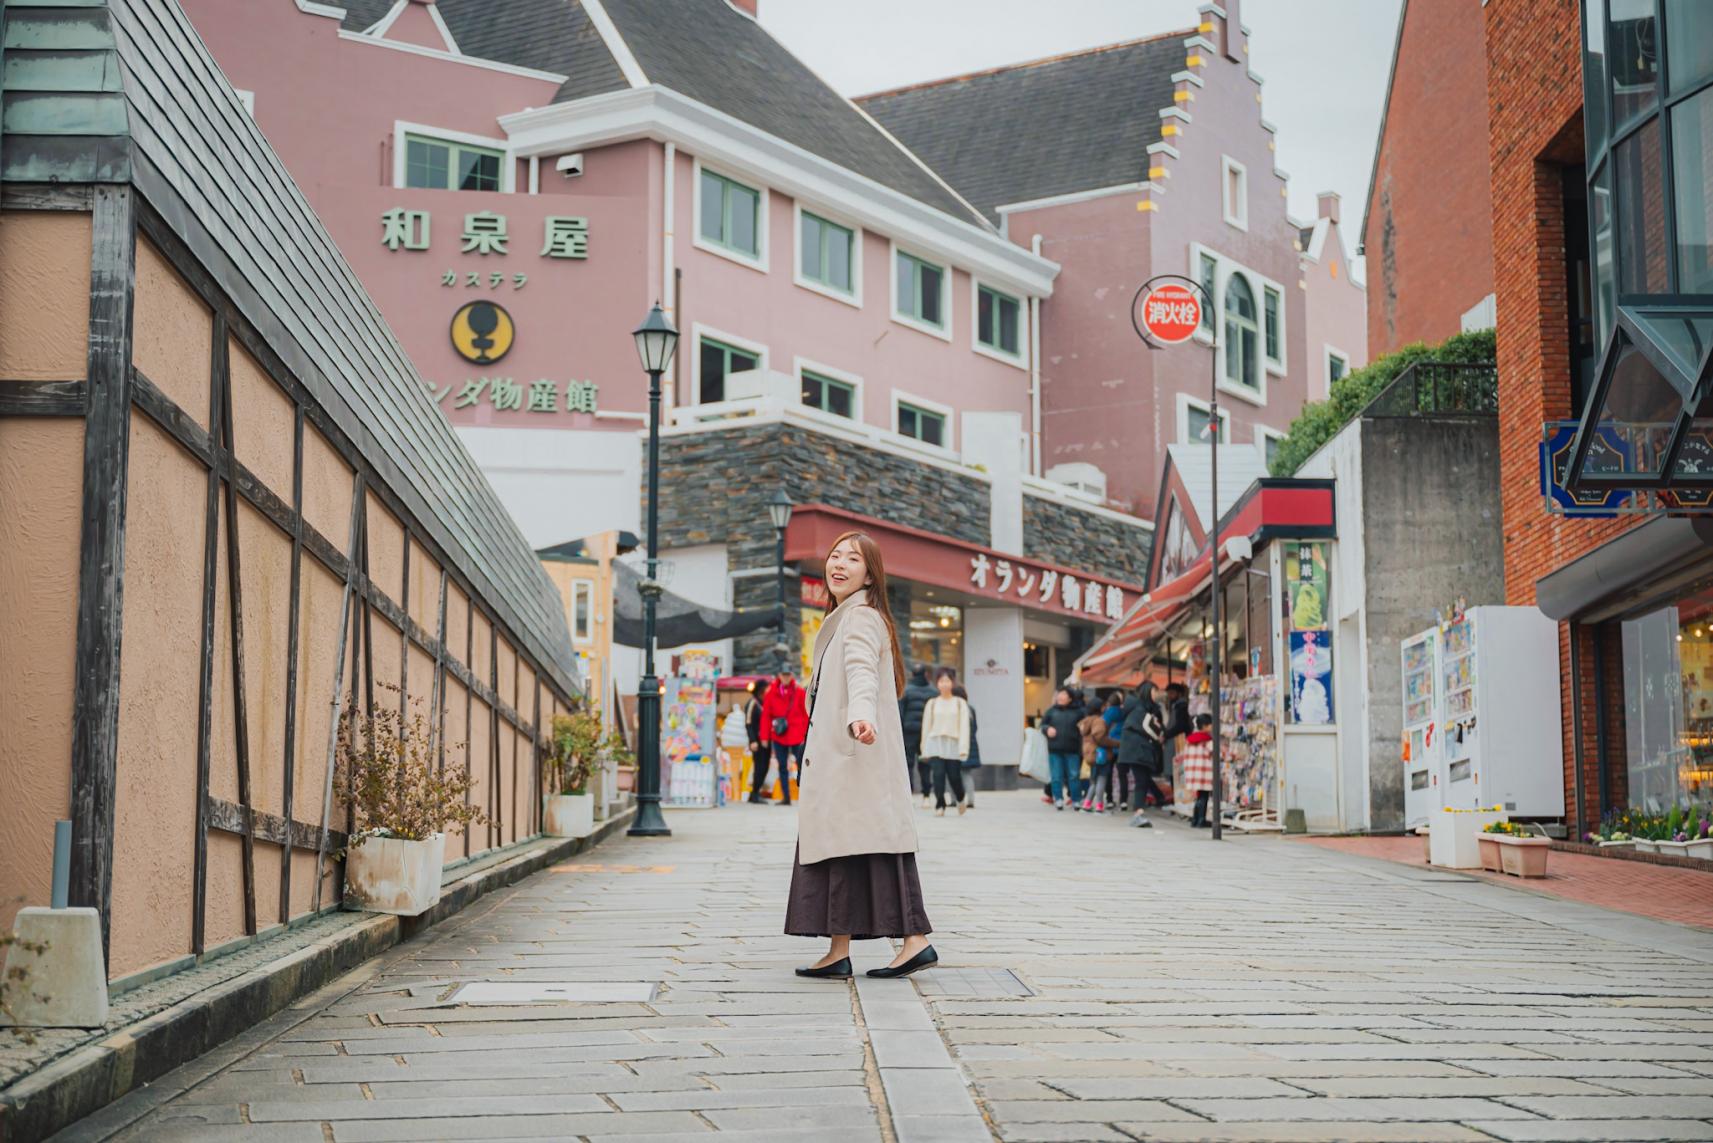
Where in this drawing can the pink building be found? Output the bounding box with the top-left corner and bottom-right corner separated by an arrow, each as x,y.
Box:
862,0 -> 1368,518
181,0 -> 1361,758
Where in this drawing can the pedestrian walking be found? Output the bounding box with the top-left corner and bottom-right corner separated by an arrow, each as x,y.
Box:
1078,701 -> 1113,812
787,531 -> 936,981
1103,692 -> 1127,804
744,680 -> 769,803
953,683 -> 980,810
756,668 -> 808,805
1181,713 -> 1216,828
899,663 -> 935,805
919,669 -> 971,816
1120,682 -> 1163,828
1039,687 -> 1086,810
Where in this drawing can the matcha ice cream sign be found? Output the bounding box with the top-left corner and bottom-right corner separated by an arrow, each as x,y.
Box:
1284,542 -> 1333,725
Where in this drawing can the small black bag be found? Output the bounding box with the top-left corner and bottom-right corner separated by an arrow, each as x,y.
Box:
773,716 -> 790,737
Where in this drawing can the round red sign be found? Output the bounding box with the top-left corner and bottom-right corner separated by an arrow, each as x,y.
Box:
1138,283 -> 1202,344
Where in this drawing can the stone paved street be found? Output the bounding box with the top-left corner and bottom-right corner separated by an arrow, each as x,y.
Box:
63,792 -> 1713,1143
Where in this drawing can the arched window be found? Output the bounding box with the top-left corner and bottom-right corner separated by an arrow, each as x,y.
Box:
1224,274 -> 1260,392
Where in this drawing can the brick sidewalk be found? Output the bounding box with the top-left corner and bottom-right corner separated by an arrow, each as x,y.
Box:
1300,835 -> 1713,931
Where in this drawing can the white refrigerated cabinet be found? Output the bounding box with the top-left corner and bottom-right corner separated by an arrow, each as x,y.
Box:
1401,606 -> 1565,821
1400,627 -> 1441,829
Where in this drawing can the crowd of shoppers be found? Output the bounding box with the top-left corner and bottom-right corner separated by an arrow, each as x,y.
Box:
1023,680 -> 1205,827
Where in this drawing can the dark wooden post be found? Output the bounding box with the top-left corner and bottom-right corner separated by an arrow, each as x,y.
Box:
69,185 -> 137,963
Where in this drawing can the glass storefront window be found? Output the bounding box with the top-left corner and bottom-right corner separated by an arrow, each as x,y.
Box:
907,599 -> 962,675
1584,0 -> 1609,155
1592,163 -> 1616,351
1671,86 -> 1713,294
1622,590 -> 1713,814
1615,117 -> 1668,295
1607,0 -> 1659,128
1665,0 -> 1713,96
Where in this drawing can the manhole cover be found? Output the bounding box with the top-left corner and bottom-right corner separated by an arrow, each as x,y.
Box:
451,982 -> 660,1004
914,968 -> 1033,998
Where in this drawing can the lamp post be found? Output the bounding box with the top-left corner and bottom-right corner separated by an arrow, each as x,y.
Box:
629,302 -> 677,838
767,490 -> 794,673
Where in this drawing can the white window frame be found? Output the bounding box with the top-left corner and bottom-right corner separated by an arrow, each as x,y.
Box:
1176,392 -> 1230,445
1325,345 -> 1352,389
1261,282 -> 1286,373
692,158 -> 770,273
1222,155 -> 1248,231
970,278 -> 1029,370
571,579 -> 594,644
892,388 -> 956,454
391,121 -> 514,192
889,241 -> 953,342
1255,425 -> 1287,470
1188,242 -> 1284,407
794,355 -> 864,424
792,201 -> 863,308
690,322 -> 769,407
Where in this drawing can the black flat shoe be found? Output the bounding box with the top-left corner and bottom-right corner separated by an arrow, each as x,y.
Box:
795,957 -> 852,980
866,945 -> 938,979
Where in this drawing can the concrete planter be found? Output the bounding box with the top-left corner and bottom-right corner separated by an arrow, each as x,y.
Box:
0,906 -> 109,1028
1430,810 -> 1507,869
1656,838 -> 1713,860
1491,834 -> 1552,878
1595,839 -> 1634,851
344,832 -> 445,916
1632,839 -> 1660,854
1477,835 -> 1503,873
544,792 -> 595,839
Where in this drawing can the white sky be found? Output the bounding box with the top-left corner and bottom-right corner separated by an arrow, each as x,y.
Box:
761,0 -> 1404,262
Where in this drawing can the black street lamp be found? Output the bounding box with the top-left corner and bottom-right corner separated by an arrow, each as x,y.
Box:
629,302 -> 677,838
767,490 -> 794,672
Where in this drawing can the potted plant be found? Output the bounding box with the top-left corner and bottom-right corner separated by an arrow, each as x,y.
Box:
1655,805 -> 1713,859
1585,811 -> 1634,851
1481,819 -> 1552,878
336,685 -> 484,916
1631,811 -> 1667,854
544,707 -> 630,839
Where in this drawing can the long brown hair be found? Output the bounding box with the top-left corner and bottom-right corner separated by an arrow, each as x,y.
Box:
828,530 -> 906,697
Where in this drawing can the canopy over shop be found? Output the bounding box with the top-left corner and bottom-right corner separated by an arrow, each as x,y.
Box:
1077,462 -> 1336,828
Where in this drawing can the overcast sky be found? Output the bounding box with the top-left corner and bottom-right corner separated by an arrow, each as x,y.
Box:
762,0 -> 1404,263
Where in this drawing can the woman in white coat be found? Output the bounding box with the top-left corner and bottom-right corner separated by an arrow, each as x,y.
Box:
785,531 -> 937,980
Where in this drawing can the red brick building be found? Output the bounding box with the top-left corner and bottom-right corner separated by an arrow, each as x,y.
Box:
1488,0 -> 1713,837
1363,0 -> 1497,357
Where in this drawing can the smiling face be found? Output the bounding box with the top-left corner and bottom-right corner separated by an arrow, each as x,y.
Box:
824,538 -> 871,603
936,673 -> 955,697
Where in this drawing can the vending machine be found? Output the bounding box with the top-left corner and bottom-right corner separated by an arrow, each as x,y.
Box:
1402,606 -> 1565,820
1400,628 -> 1440,828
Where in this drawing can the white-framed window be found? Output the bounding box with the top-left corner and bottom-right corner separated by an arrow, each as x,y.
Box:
890,243 -> 951,340
1222,155 -> 1248,230
693,160 -> 768,271
1197,252 -> 1218,334
1188,243 -> 1284,405
1326,346 -> 1351,388
972,281 -> 1027,367
392,122 -> 512,191
1176,393 -> 1230,445
795,356 -> 862,421
571,579 -> 594,643
794,203 -> 861,306
1263,284 -> 1284,370
1256,426 -> 1286,471
893,389 -> 954,451
690,323 -> 767,405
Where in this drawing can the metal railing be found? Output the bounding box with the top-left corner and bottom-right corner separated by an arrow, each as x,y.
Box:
1363,360 -> 1498,417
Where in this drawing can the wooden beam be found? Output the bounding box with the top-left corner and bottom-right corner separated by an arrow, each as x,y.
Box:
0,379 -> 86,416
279,404 -> 305,923
312,477 -> 364,913
68,185 -> 134,964
206,797 -> 344,853
490,622 -> 501,848
190,305 -> 224,958
216,321 -> 259,937
1,183 -> 95,211
431,569 -> 447,777
464,597 -> 473,860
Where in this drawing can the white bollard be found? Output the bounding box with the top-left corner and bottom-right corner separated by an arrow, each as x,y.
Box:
2,906 -> 109,1028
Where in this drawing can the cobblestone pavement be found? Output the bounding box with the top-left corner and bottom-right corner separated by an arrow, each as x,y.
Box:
61,791 -> 1713,1143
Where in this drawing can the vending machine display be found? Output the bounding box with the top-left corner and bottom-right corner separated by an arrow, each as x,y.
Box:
1400,630 -> 1439,828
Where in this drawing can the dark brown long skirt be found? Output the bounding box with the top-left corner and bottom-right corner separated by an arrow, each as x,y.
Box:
784,845 -> 933,939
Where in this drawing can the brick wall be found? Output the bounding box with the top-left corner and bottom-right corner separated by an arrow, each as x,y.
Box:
1364,0 -> 1497,357
1487,0 -> 1646,824
1021,493 -> 1153,586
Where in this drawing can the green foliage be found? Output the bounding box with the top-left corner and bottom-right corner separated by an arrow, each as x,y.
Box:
1268,328 -> 1498,477
547,703 -> 632,796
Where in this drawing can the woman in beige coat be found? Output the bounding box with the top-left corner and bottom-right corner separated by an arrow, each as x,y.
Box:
785,531 -> 937,980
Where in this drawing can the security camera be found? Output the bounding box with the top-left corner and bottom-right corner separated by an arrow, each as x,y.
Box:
556,153 -> 585,178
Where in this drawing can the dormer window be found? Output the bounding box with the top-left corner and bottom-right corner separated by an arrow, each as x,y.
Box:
404,134 -> 501,191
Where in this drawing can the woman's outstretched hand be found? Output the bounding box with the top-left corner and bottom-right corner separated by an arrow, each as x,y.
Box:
849,720 -> 877,745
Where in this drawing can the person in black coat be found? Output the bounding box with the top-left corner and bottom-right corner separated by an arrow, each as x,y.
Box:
1039,688 -> 1086,808
1118,682 -> 1163,817
1153,682 -> 1191,809
898,663 -> 936,801
953,683 -> 981,810
744,681 -> 769,803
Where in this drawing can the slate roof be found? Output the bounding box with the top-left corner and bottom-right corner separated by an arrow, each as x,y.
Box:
858,32 -> 1191,223
336,0 -> 984,226
1,0 -> 581,696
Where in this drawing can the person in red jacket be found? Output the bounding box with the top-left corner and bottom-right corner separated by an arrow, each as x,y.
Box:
755,669 -> 810,805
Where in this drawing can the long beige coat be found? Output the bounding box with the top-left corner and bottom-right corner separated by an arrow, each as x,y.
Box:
797,589 -> 919,865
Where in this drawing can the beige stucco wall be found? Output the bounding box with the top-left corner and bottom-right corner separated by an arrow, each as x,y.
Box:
365,492 -> 404,607
291,558 -> 347,915
300,422 -> 352,546
407,539 -> 437,633
0,211 -> 90,380
0,418 -> 84,934
229,339 -> 294,495
110,417 -> 206,978
133,239 -> 211,424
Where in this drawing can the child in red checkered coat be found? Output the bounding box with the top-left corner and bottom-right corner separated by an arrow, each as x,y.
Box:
1180,713 -> 1215,829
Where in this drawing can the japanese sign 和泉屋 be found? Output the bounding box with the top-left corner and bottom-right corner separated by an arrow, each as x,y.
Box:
382,209 -> 589,263
967,552 -> 1127,621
